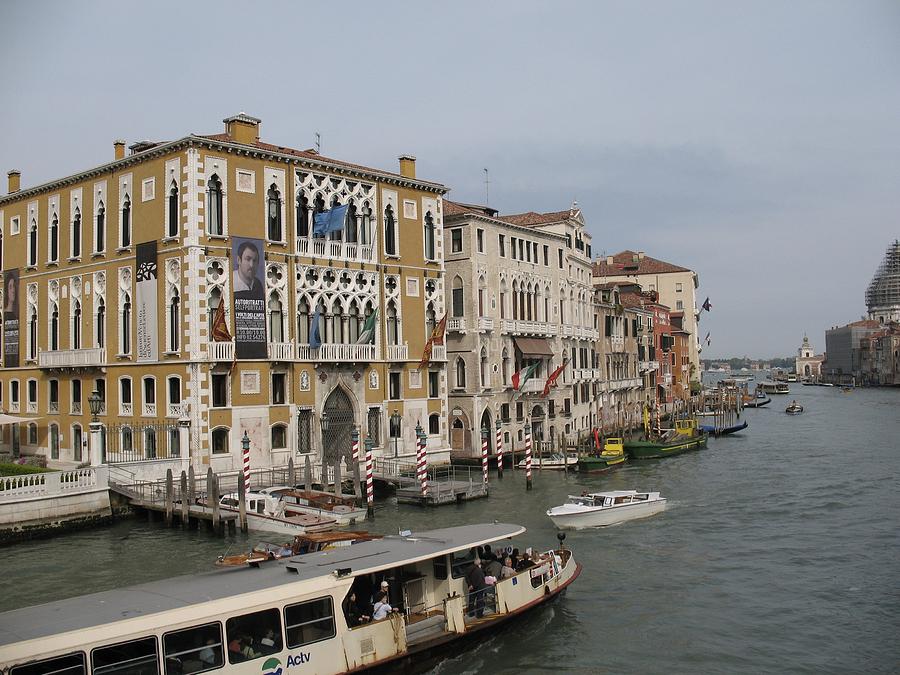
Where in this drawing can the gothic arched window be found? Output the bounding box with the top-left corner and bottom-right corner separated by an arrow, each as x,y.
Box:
267,184 -> 282,242
207,174 -> 223,236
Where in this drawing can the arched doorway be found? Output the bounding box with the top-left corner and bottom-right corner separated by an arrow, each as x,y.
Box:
449,408 -> 470,453
479,408 -> 492,438
322,387 -> 355,466
531,405 -> 545,441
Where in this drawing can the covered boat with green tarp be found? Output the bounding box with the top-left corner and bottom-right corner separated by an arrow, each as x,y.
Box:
624,419 -> 708,459
578,436 -> 627,473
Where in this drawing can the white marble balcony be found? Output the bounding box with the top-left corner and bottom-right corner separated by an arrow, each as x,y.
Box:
207,341 -> 235,361
38,347 -> 106,368
268,342 -> 295,361
448,318 -> 467,332
386,343 -> 409,361
296,237 -> 376,264
296,343 -> 377,362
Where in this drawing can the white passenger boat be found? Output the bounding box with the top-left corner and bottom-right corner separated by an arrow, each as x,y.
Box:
217,492 -> 337,536
258,486 -> 368,526
0,523 -> 581,675
547,490 -> 666,529
517,452 -> 578,470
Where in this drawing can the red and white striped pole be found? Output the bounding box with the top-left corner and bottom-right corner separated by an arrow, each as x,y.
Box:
351,427 -> 359,464
495,419 -> 504,479
241,431 -> 251,496
481,427 -> 489,485
525,425 -> 533,490
364,436 -> 374,517
416,423 -> 428,498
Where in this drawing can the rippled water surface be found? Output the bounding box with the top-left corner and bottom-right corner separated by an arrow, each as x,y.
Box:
3,385 -> 899,673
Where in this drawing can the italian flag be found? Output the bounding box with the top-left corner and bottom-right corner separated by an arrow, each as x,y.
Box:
512,362 -> 540,390
356,309 -> 378,345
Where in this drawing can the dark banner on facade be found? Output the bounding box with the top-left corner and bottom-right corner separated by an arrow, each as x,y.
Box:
135,241 -> 159,362
3,269 -> 20,368
232,236 -> 266,359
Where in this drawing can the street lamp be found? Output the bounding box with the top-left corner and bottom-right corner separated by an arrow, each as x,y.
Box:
390,409 -> 401,457
88,390 -> 102,422
320,411 -> 330,432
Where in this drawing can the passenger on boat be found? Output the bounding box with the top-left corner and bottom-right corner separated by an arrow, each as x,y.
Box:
342,591 -> 370,626
199,639 -> 217,667
484,553 -> 503,579
465,558 -> 488,618
500,557 -> 516,579
372,591 -> 398,620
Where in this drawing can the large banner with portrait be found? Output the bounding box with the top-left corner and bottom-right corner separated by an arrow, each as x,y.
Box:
3,269 -> 19,368
231,236 -> 267,359
135,241 -> 159,362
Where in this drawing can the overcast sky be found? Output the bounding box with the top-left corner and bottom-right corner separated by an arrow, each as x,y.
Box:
2,1 -> 898,359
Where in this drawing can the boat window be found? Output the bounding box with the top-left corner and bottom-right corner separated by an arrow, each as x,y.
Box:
220,498 -> 238,508
433,554 -> 448,579
450,549 -> 477,579
226,608 -> 282,664
284,597 -> 336,648
10,652 -> 86,675
163,622 -> 224,674
91,636 -> 159,675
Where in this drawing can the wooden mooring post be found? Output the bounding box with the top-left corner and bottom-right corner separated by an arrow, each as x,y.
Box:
165,469 -> 174,527
209,468 -> 220,533
238,472 -> 248,533
180,471 -> 189,529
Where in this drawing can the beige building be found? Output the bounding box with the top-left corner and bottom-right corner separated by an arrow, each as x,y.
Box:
795,335 -> 824,381
594,250 -> 701,385
441,201 -> 600,454
0,114 -> 450,474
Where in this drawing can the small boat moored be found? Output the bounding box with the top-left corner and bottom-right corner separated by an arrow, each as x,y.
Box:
625,419 -> 708,460
577,437 -> 627,473
518,452 -> 578,470
216,531 -> 382,567
216,492 -> 337,536
547,490 -> 666,529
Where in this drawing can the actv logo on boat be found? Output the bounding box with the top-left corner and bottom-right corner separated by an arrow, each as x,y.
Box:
262,653 -> 313,674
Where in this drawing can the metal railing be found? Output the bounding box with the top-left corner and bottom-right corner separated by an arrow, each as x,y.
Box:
105,422 -> 180,463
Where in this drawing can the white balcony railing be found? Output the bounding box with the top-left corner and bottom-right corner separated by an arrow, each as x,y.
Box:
431,344 -> 447,361
296,237 -> 376,264
500,320 -> 554,336
120,402 -> 133,416
477,317 -> 494,332
167,403 -> 184,418
27,402 -> 37,414
71,402 -> 82,415
48,401 -> 59,414
562,325 -> 574,337
386,343 -> 409,361
143,403 -> 157,417
448,318 -> 467,332
639,360 -> 659,373
207,341 -> 235,361
520,379 -> 545,394
38,347 -> 106,368
267,342 -> 294,361
9,403 -> 19,413
296,343 -> 376,362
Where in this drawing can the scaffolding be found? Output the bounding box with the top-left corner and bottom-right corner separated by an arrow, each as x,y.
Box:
865,240 -> 900,313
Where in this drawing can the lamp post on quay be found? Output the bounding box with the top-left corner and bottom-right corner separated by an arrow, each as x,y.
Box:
88,390 -> 104,466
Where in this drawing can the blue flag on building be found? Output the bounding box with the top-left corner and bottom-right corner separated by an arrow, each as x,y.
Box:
309,306 -> 322,349
312,204 -> 349,236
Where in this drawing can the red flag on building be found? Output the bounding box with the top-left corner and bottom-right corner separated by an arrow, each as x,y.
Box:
211,299 -> 232,342
541,358 -> 569,397
419,314 -> 447,369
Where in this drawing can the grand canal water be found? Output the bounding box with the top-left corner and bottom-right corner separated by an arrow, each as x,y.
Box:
3,383 -> 899,673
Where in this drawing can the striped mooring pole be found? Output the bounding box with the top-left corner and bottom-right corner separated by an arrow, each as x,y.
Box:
481,426 -> 489,485
495,418 -> 503,478
416,423 -> 428,498
525,425 -> 533,490
364,435 -> 375,517
241,431 -> 251,496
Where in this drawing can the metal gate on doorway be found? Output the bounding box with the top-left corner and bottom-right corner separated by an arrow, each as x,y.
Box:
321,388 -> 355,467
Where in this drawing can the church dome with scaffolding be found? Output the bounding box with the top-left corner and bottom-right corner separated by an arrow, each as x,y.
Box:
866,240 -> 900,324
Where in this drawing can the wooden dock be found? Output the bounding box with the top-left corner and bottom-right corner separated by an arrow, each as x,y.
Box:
375,459 -> 489,506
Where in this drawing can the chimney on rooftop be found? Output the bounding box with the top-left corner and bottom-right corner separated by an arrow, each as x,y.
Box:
224,113 -> 261,145
606,255 -> 614,265
398,155 -> 417,179
114,140 -> 126,161
7,170 -> 20,194
637,251 -> 645,260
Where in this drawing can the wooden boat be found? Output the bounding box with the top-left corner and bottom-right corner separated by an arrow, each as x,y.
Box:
759,381 -> 790,394
577,437 -> 627,473
699,420 -> 749,436
0,523 -> 581,675
258,486 -> 367,525
743,396 -> 771,408
216,492 -> 337,536
785,402 -> 804,415
625,419 -> 708,459
547,490 -> 666,529
216,531 -> 382,567
517,452 -> 578,470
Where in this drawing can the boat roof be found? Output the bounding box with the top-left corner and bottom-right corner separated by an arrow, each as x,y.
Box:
0,523 -> 524,647
579,490 -> 642,498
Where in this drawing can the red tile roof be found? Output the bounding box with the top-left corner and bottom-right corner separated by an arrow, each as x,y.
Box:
593,250 -> 691,276
443,199 -> 498,218
499,209 -> 574,227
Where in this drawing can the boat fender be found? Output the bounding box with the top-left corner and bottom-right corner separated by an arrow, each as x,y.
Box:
544,585 -> 551,596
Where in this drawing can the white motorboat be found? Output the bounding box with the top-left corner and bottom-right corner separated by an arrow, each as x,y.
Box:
258,486 -> 368,525
217,492 -> 337,536
547,490 -> 666,529
517,452 -> 578,470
